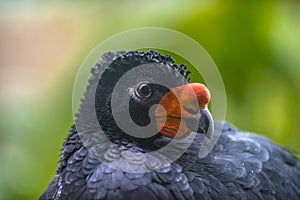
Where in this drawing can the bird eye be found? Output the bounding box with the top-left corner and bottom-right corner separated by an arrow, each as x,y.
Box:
136,83 -> 152,98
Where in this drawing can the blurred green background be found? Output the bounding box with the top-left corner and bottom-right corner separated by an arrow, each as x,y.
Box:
0,0 -> 300,199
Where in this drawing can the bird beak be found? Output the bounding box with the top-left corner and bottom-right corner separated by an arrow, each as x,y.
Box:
198,108 -> 214,139
155,83 -> 214,139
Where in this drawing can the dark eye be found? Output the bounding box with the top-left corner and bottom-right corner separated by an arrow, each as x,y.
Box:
137,83 -> 152,98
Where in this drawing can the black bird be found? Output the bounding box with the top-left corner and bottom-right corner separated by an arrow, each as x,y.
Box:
40,51 -> 300,200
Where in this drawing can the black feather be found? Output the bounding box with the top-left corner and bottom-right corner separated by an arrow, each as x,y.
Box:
40,51 -> 300,200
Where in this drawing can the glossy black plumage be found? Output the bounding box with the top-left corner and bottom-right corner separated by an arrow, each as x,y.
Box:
40,51 -> 300,200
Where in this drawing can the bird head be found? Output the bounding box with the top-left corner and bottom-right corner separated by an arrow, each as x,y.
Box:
89,51 -> 214,150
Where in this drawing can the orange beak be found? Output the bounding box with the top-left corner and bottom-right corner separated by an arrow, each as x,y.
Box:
155,83 -> 213,139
